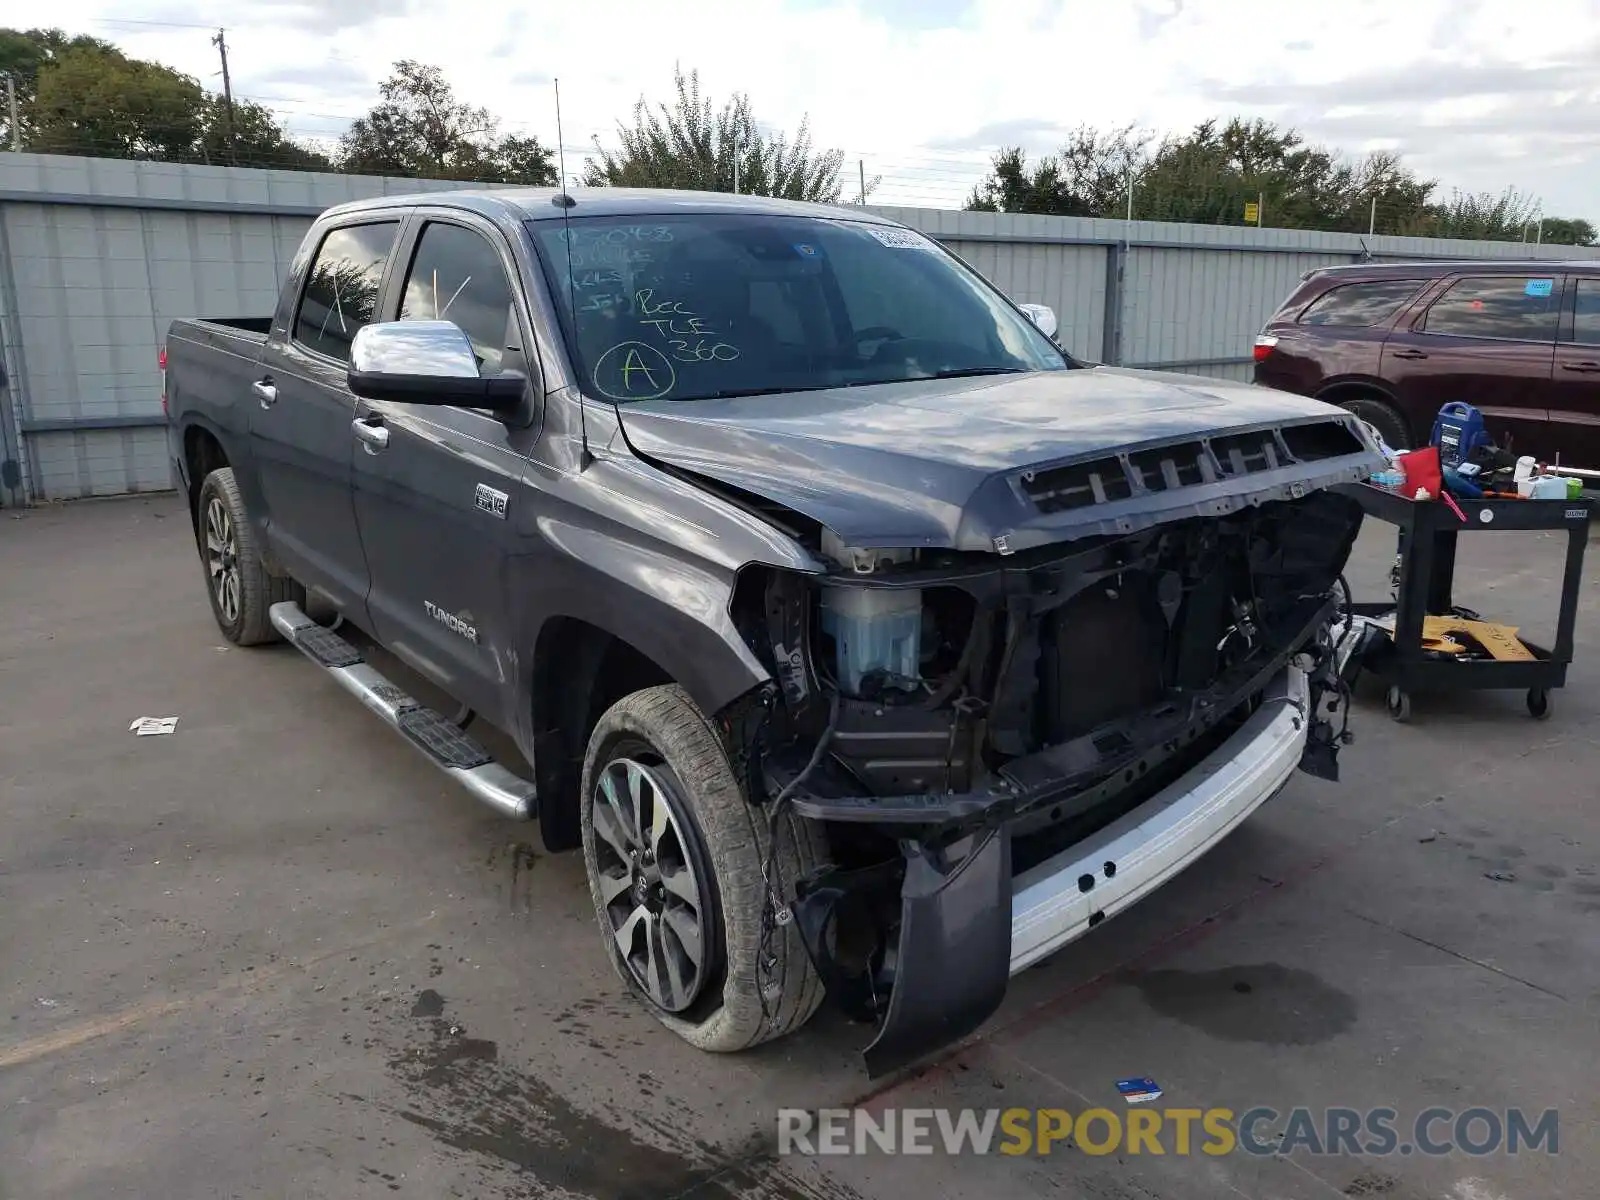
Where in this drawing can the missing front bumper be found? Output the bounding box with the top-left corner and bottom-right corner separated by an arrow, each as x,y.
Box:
796,664 -> 1311,1077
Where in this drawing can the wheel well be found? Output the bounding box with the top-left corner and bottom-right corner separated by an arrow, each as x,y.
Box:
1315,383 -> 1411,446
531,617 -> 675,851
183,426 -> 229,520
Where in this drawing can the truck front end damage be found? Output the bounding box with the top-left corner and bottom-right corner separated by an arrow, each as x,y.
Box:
716,420 -> 1376,1076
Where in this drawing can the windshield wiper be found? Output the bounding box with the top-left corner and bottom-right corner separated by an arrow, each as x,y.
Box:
689,384 -> 839,400
924,367 -> 1028,380
672,369 -> 1027,401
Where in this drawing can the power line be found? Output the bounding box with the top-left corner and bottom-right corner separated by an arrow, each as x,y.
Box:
78,16 -> 220,30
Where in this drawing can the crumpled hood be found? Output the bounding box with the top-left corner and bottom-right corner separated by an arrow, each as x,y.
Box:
616,366 -> 1383,553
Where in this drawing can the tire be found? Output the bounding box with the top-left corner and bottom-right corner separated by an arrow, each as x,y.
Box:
1527,687 -> 1552,720
195,467 -> 301,646
1385,684 -> 1412,723
1338,394 -> 1411,452
580,684 -> 827,1052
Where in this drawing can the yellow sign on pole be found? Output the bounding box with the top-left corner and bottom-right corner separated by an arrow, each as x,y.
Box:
1243,202 -> 1259,224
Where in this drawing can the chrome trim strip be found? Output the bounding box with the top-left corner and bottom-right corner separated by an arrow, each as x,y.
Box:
1010,665 -> 1308,972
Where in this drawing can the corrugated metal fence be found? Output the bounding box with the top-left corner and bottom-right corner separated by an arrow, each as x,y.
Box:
881,207 -> 1600,377
4,153 -> 1599,505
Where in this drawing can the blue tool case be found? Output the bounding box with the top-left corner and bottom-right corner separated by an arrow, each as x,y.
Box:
1430,402 -> 1492,468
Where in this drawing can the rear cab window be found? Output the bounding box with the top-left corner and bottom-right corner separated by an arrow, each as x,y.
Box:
1298,279 -> 1424,327
1419,275 -> 1558,341
292,221 -> 402,362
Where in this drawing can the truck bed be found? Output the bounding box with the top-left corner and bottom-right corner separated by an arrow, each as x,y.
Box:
165,317 -> 275,439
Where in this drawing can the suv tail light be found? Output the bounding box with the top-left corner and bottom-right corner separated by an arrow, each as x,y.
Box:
159,346 -> 168,416
1252,334 -> 1279,362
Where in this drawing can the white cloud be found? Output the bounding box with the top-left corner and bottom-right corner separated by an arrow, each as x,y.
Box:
30,0 -> 1600,218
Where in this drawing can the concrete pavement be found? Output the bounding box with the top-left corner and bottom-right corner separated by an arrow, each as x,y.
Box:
2,494 -> 1597,1199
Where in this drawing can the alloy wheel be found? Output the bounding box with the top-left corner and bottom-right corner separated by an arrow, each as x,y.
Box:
591,757 -> 713,1013
204,496 -> 242,625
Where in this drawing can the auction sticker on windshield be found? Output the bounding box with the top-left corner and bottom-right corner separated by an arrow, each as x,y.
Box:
864,227 -> 938,250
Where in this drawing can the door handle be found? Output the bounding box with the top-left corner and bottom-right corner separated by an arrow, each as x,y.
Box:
252,379 -> 277,408
1391,349 -> 1428,360
351,417 -> 389,452
1560,361 -> 1600,373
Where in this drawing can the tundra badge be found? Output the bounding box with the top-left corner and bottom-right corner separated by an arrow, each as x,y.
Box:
475,483 -> 509,519
424,601 -> 479,644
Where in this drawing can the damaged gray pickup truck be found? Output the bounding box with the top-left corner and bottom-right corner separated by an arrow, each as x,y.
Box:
164,189 -> 1383,1075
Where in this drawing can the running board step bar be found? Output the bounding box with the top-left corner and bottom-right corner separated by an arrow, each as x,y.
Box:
268,601 -> 535,820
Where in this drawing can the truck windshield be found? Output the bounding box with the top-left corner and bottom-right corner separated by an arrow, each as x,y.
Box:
528,213 -> 1069,404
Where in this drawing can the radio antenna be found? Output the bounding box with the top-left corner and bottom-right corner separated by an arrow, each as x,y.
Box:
552,78 -> 591,468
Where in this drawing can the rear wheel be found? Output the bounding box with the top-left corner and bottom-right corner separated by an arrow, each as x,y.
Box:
580,684 -> 826,1051
195,467 -> 300,645
1337,394 -> 1410,452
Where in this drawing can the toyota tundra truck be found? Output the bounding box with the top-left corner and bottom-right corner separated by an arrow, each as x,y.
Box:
163,188 -> 1382,1074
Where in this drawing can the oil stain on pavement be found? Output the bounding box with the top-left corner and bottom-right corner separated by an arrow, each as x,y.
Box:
366,989 -> 861,1200
1131,963 -> 1358,1045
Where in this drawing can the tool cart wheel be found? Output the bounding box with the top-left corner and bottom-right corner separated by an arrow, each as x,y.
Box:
1385,685 -> 1412,723
1526,687 -> 1552,721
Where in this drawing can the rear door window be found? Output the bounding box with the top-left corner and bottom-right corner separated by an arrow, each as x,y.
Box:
1420,276 -> 1558,341
1298,279 -> 1424,327
293,221 -> 401,362
1570,279 -> 1600,345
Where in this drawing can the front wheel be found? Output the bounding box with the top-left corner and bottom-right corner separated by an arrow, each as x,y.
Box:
194,467 -> 300,645
1338,395 -> 1410,452
580,684 -> 827,1051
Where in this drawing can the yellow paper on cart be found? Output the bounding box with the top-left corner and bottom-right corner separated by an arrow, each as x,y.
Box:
1421,617 -> 1536,662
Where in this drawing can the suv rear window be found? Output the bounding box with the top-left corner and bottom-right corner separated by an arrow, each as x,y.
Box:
1420,275 -> 1558,341
1298,280 -> 1423,327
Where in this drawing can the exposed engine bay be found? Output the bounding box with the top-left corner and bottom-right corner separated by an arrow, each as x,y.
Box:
720,487 -> 1364,1074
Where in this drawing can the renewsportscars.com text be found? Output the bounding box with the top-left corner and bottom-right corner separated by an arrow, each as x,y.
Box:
777,1107 -> 1559,1158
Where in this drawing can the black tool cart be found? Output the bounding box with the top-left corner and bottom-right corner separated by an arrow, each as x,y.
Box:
1337,483 -> 1593,722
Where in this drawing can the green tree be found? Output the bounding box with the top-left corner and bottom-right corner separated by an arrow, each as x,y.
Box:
338,60 -> 555,183
32,43 -> 206,160
488,132 -> 558,186
965,118 -> 1438,234
968,127 -> 1147,215
199,96 -> 333,170
5,26 -> 329,169
1414,187 -> 1541,241
583,67 -> 854,203
0,27 -> 117,147
1538,217 -> 1597,247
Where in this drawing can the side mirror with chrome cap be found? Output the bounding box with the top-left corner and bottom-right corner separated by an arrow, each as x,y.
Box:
1018,303 -> 1058,339
347,321 -> 525,414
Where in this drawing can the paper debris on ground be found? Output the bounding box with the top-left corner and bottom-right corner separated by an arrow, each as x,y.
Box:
1115,1077 -> 1164,1104
129,717 -> 180,736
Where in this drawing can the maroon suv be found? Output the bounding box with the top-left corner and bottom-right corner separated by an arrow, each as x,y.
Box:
1254,261 -> 1600,475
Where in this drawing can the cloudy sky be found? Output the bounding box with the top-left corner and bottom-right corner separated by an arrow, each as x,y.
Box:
22,0 -> 1600,218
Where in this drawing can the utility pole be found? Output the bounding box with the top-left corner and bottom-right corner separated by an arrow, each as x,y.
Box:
1369,194 -> 1377,236
4,73 -> 18,152
1257,190 -> 1265,227
211,29 -> 237,164
859,159 -> 866,205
